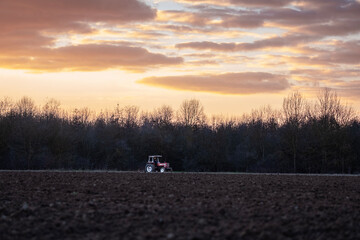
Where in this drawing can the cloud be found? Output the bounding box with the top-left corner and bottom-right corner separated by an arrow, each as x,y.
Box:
177,0 -> 289,7
300,20 -> 360,37
0,0 -> 156,33
138,72 -> 290,94
0,0 -> 188,72
320,41 -> 360,65
176,41 -> 237,51
291,69 -> 360,80
0,44 -> 183,72
176,34 -> 317,51
172,0 -> 360,36
336,80 -> 360,98
1,0 -> 360,77
289,68 -> 360,87
0,31 -> 54,55
284,40 -> 360,66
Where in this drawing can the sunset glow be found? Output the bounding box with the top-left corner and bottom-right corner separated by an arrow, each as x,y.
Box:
1,0 -> 360,115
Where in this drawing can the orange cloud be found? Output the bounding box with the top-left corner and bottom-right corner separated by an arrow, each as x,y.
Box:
1,0 -> 360,78
0,44 -> 183,72
0,0 -> 156,33
0,0 -> 188,72
138,72 -> 290,94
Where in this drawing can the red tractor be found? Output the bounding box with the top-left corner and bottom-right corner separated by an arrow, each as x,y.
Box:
145,155 -> 172,173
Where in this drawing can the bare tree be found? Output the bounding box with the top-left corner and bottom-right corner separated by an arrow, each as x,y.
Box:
0,97 -> 13,117
336,103 -> 355,126
123,105 -> 139,128
42,98 -> 61,119
283,91 -> 307,172
246,105 -> 280,164
10,97 -> 38,169
316,88 -> 340,121
248,105 -> 282,126
112,105 -> 140,128
151,105 -> 174,126
315,88 -> 356,172
177,99 -> 206,127
211,114 -> 238,130
283,91 -> 307,124
72,107 -> 92,125
15,96 -> 37,117
316,88 -> 355,126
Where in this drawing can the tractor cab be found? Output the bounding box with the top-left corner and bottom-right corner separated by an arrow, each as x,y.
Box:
148,155 -> 161,165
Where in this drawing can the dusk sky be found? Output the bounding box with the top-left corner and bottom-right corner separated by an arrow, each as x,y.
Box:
1,0 -> 360,115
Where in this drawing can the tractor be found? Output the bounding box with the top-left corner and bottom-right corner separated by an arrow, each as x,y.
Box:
145,155 -> 172,173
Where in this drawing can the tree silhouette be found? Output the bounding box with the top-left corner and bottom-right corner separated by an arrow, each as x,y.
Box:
177,99 -> 206,127
0,90 -> 358,173
282,91 -> 307,172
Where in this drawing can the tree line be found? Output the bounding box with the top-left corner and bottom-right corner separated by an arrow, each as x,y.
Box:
0,88 -> 359,173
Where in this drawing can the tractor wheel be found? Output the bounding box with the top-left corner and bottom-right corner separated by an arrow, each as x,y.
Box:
145,164 -> 154,173
160,167 -> 166,173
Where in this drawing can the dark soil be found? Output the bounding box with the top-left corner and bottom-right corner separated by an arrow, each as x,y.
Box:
0,172 -> 359,239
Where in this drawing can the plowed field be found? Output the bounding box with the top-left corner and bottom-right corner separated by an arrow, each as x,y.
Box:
0,172 -> 359,239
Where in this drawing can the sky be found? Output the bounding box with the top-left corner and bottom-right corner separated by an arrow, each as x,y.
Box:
1,0 -> 360,115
